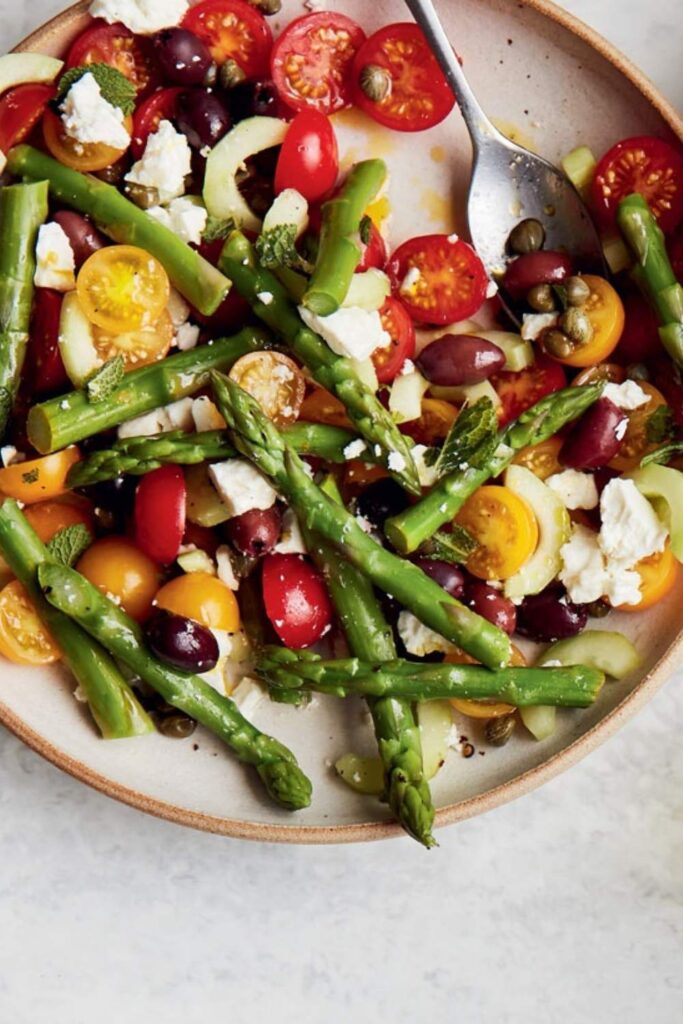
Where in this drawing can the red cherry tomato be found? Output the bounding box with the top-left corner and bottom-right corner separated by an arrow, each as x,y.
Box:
372,297 -> 416,384
274,110 -> 339,203
592,135 -> 683,234
194,237 -> 252,331
614,289 -> 662,364
262,553 -> 333,649
183,0 -> 273,78
134,466 -> 186,565
387,234 -> 488,325
131,87 -> 183,159
27,289 -> 68,396
357,220 -> 387,272
66,20 -> 160,95
492,353 -> 567,426
0,84 -> 55,152
351,23 -> 455,132
271,12 -> 365,115
668,223 -> 683,282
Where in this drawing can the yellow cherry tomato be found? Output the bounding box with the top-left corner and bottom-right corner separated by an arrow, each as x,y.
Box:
456,485 -> 539,580
512,436 -> 563,481
609,382 -> 668,471
92,309 -> 174,370
548,275 -> 625,368
155,572 -> 240,631
616,545 -> 679,611
402,398 -> 458,446
0,580 -> 60,665
343,460 -> 390,495
77,537 -> 160,622
0,447 -> 81,504
449,645 -> 526,718
299,386 -> 353,429
77,245 -> 170,334
24,500 -> 94,543
43,108 -> 133,172
229,351 -> 306,426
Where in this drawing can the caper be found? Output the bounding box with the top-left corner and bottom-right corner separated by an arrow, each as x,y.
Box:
543,328 -> 575,359
507,217 -> 545,255
124,182 -> 160,210
585,598 -> 611,619
627,362 -> 650,382
94,158 -> 127,185
560,307 -> 594,346
203,61 -> 218,88
565,275 -> 591,307
219,58 -> 247,90
359,64 -> 392,103
249,0 -> 281,13
158,713 -> 197,739
485,714 -> 516,747
527,283 -> 556,312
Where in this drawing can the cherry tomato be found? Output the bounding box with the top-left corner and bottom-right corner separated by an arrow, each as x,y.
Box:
0,580 -> 59,666
24,500 -> 94,544
77,536 -> 160,622
134,466 -> 186,565
183,0 -> 272,77
343,460 -> 390,495
182,522 -> 220,559
372,298 -> 416,384
274,111 -> 339,203
43,108 -> 133,172
449,646 -> 526,718
545,275 -> 625,368
155,571 -> 240,631
357,220 -> 387,272
299,386 -> 353,429
229,351 -> 306,426
0,83 -> 54,153
92,309 -> 174,369
456,485 -> 539,581
616,544 -> 679,611
387,234 -> 488,325
66,19 -> 159,95
491,353 -> 567,426
262,553 -> 332,648
608,381 -> 668,471
614,289 -> 661,364
271,12 -> 365,115
77,245 -> 170,333
27,289 -> 68,396
512,436 -> 563,481
195,237 -> 252,332
131,86 -> 183,159
592,135 -> 683,234
352,23 -> 455,132
401,397 -> 458,446
0,448 -> 81,504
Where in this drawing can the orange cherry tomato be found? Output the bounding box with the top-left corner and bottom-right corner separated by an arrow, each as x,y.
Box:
512,436 -> 563,481
77,245 -> 170,334
401,398 -> 458,446
299,386 -> 353,429
0,448 -> 81,504
0,580 -> 60,666
155,572 -> 240,631
24,501 -> 94,544
608,381 -> 668,471
343,459 -> 390,496
456,485 -> 539,580
43,108 -> 133,172
546,276 -> 625,368
229,351 -> 306,426
77,537 -> 160,622
616,545 -> 679,611
448,644 -> 526,718
92,309 -> 174,370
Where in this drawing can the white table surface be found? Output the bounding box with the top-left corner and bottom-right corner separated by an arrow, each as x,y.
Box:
1,3 -> 682,1022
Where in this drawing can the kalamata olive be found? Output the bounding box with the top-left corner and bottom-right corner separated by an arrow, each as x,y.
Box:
146,610 -> 220,673
153,28 -> 214,85
227,79 -> 280,122
176,88 -> 231,150
466,580 -> 517,634
52,211 -> 106,267
225,505 -> 282,557
416,334 -> 506,386
507,218 -> 546,255
516,587 -> 588,641
85,474 -> 138,531
356,478 -> 411,530
560,397 -> 628,470
503,250 -> 573,298
412,558 -> 466,599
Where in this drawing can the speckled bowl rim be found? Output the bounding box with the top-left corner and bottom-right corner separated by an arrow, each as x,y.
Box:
3,0 -> 683,844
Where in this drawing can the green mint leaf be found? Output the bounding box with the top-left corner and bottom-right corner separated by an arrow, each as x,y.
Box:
255,224 -> 309,272
85,356 -> 125,404
202,215 -> 235,243
47,523 -> 93,567
419,526 -> 477,564
645,404 -> 675,444
359,215 -> 373,245
640,439 -> 683,467
435,397 -> 498,477
56,63 -> 136,116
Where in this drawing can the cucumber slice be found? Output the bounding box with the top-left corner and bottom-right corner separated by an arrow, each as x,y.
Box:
349,356 -> 378,392
0,53 -> 63,95
342,269 -> 391,311
476,331 -> 533,372
520,705 -> 556,741
561,145 -> 597,196
629,463 -> 683,561
429,378 -> 502,408
602,235 -> 632,275
203,116 -> 289,232
538,630 -> 641,679
389,369 -> 430,423
335,753 -> 384,795
185,464 -> 231,527
417,699 -> 455,779
503,464 -> 571,599
176,548 -> 216,575
58,292 -> 102,387
262,188 -> 309,237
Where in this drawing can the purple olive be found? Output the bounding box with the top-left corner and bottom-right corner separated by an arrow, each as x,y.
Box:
146,611 -> 219,673
225,505 -> 282,557
153,28 -> 214,85
416,334 -> 506,386
503,250 -> 573,298
356,479 -> 411,530
227,79 -> 280,122
52,211 -> 106,267
413,558 -> 466,599
466,580 -> 517,634
560,397 -> 628,471
176,88 -> 231,149
516,587 -> 588,642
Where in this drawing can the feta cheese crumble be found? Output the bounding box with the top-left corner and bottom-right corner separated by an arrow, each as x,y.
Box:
546,469 -> 599,510
89,0 -> 189,34
397,611 -> 456,657
602,380 -> 649,410
215,545 -> 240,591
117,397 -> 194,438
208,460 -> 278,519
147,197 -> 207,245
192,396 -> 226,432
298,305 -> 391,361
274,508 -> 306,554
256,291 -> 274,306
599,478 -> 667,566
175,322 -> 201,351
343,439 -> 367,460
521,312 -> 559,342
411,444 -> 439,488
387,451 -> 406,472
125,120 -> 191,204
34,222 -> 76,292
60,72 -> 130,150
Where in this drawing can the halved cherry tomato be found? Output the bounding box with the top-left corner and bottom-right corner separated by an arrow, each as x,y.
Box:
357,220 -> 387,272
131,86 -> 183,159
343,460 -> 390,495
92,309 -> 174,369
229,351 -> 306,426
608,381 -> 668,471
617,545 -> 679,611
449,646 -> 526,718
0,580 -> 60,666
274,110 -> 339,203
155,571 -> 240,631
592,135 -> 683,234
299,386 -> 353,429
271,12 -> 365,115
135,466 -> 186,565
66,19 -> 159,95
614,290 -> 661,364
401,397 -> 458,446
262,553 -> 332,648
352,23 -> 455,132
0,448 -> 81,504
43,108 -> 133,172
77,536 -> 160,622
0,83 -> 55,153
182,522 -> 220,559
77,245 -> 170,333
456,485 -> 539,580
387,235 -> 488,325
24,500 -> 94,544
183,0 -> 272,77
27,289 -> 68,396
512,436 -> 563,481
195,236 -> 252,332
372,297 -> 416,384
546,276 -> 625,368
491,353 -> 567,426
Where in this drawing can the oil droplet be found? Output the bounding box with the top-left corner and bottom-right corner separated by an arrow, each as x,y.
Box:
331,107 -> 397,161
419,187 -> 456,232
430,145 -> 447,164
491,118 -> 538,153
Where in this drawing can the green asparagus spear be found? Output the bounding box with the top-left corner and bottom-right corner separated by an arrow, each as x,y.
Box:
303,160 -> 387,315
7,145 -> 229,316
0,181 -> 49,434
0,500 -> 153,739
256,647 -> 605,707
385,382 -> 604,554
218,231 -> 421,494
28,326 -> 270,454
38,561 -> 312,810
211,371 -> 512,669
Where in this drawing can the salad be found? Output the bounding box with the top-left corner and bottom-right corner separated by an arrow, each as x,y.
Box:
0,0 -> 682,847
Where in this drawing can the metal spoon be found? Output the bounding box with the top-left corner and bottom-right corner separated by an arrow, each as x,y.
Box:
404,0 -> 606,295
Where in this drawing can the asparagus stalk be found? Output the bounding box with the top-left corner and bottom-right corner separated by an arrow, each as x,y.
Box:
0,500 -> 153,739
0,181 -> 49,434
218,231 -> 421,494
7,145 -> 229,316
27,326 -> 270,454
303,159 -> 387,315
256,647 -> 605,707
385,382 -> 604,554
38,561 -> 313,810
211,371 -> 512,669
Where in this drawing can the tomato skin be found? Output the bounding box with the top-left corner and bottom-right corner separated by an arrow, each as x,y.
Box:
229,351 -> 305,426
547,275 -> 625,368
400,397 -> 457,445
372,297 -> 416,384
25,500 -> 94,544
0,448 -> 81,504
299,386 -> 353,429
183,0 -> 273,77
0,580 -> 60,666
614,289 -> 661,364
357,220 -> 387,272
388,235 -> 488,326
66,20 -> 160,95
134,466 -> 186,565
0,83 -> 55,152
456,485 -> 539,581
77,536 -> 160,622
592,135 -> 683,234
492,353 -> 567,426
77,245 -> 170,334
43,108 -> 133,172
262,553 -> 333,648
617,545 -> 679,611
274,111 -> 339,203
131,87 -> 183,159
155,572 -> 240,631
28,289 -> 68,396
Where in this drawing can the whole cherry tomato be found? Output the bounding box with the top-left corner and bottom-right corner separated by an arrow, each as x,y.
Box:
262,553 -> 333,648
134,465 -> 187,565
274,110 -> 339,203
28,289 -> 69,396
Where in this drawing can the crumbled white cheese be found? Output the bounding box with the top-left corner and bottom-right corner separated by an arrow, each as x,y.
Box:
89,0 -> 188,33
175,322 -> 200,351
215,545 -> 240,591
201,628 -> 253,695
602,380 -> 649,410
165,397 -> 195,431
447,233 -> 459,243
546,469 -> 598,510
166,289 -> 191,330
387,451 -> 406,472
397,611 -> 456,657
0,446 -> 25,468
400,359 -> 415,376
411,444 -> 439,488
298,305 -> 391,362
343,439 -> 367,460
192,396 -> 225,432
599,478 -> 667,567
256,291 -> 274,306
60,72 -> 131,150
486,279 -> 499,298
208,459 -> 278,518
147,197 -> 207,245
117,397 -> 194,438
399,267 -> 422,295
125,120 -> 191,204
230,676 -> 266,717
559,525 -> 609,603
521,312 -> 559,341
34,222 -> 76,292
274,508 -> 306,555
